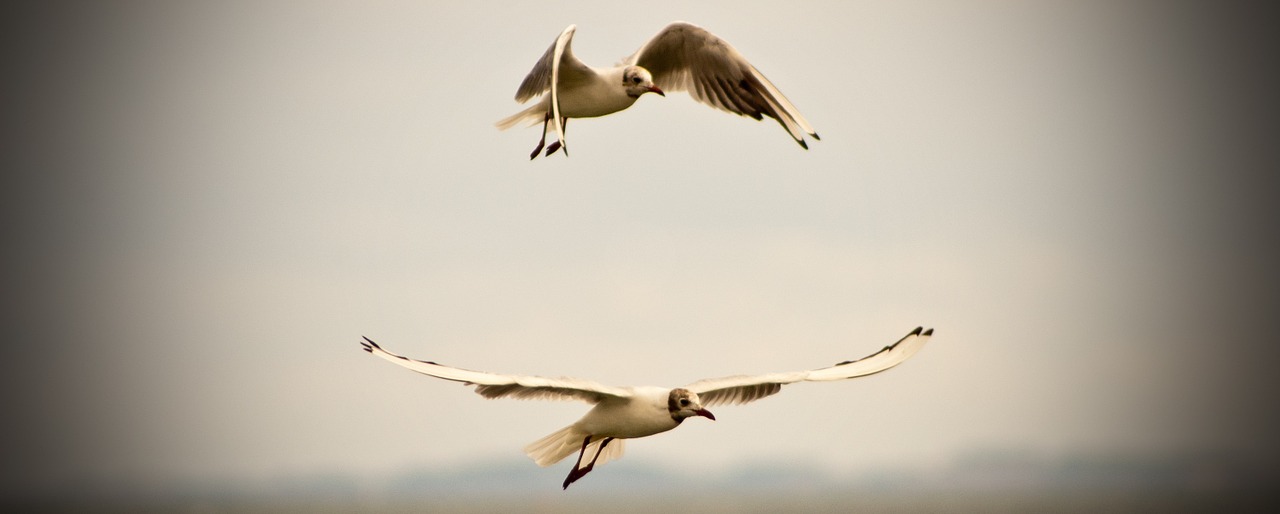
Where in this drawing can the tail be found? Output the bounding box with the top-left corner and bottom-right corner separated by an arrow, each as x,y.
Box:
496,102 -> 547,131
523,425 -> 625,468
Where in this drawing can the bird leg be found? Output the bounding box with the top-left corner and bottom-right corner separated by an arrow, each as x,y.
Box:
529,113 -> 551,160
562,435 -> 612,489
545,118 -> 568,157
562,436 -> 593,489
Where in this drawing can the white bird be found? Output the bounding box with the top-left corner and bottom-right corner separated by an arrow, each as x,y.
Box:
496,21 -> 820,159
360,327 -> 933,489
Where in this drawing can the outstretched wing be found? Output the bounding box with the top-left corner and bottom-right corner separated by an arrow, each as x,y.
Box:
361,337 -> 631,404
684,327 -> 934,407
626,21 -> 819,148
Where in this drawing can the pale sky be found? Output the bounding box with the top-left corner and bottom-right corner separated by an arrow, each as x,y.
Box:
4,0 -> 1278,498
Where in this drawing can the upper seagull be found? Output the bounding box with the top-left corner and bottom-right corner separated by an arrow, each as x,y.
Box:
360,327 -> 933,489
496,22 -> 820,159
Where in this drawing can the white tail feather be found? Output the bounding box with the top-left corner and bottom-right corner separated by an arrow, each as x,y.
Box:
524,425 -> 626,468
524,425 -> 582,467
496,103 -> 547,131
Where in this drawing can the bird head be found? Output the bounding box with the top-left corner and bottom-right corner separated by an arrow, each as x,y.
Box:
623,66 -> 664,98
668,388 -> 715,421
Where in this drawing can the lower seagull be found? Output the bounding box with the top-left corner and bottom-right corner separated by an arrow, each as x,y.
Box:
360,326 -> 934,489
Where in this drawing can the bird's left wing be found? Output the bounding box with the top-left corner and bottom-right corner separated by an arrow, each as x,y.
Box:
513,25 -> 593,103
511,25 -> 589,155
361,337 -> 631,404
683,327 -> 934,407
625,21 -> 819,148
548,25 -> 573,153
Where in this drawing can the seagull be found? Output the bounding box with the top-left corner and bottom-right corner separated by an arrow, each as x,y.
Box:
360,327 -> 933,489
496,21 -> 820,159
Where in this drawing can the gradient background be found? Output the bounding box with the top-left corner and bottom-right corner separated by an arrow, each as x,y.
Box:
4,0 -> 1278,510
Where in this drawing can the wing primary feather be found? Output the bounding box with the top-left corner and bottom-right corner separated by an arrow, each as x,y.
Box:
833,326 -> 925,366
686,327 -> 933,407
703,77 -> 731,113
720,76 -> 763,119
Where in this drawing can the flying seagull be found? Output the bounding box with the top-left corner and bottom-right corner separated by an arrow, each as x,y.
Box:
496,21 -> 820,159
360,327 -> 933,489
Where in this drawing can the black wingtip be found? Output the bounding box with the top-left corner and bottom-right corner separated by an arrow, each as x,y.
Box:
811,133 -> 821,141
909,326 -> 923,336
798,139 -> 809,150
360,336 -> 378,352
922,328 -> 934,336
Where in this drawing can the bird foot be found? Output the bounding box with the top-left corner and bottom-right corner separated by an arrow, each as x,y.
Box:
545,140 -> 563,157
562,463 -> 593,490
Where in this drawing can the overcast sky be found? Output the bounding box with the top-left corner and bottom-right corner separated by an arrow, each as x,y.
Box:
4,0 -> 1278,497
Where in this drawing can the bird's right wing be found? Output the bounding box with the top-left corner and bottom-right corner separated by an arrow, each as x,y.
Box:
684,327 -> 934,407
625,21 -> 818,148
361,337 -> 631,404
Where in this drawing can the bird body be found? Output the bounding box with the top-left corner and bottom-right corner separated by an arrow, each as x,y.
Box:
578,387 -> 682,439
498,22 -> 819,159
496,66 -> 644,133
360,327 -> 933,488
524,386 -> 686,470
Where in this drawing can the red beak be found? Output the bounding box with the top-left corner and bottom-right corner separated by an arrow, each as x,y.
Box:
648,85 -> 665,97
695,408 -> 715,421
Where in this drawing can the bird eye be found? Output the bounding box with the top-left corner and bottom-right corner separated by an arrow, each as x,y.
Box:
679,398 -> 690,406
632,77 -> 642,84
